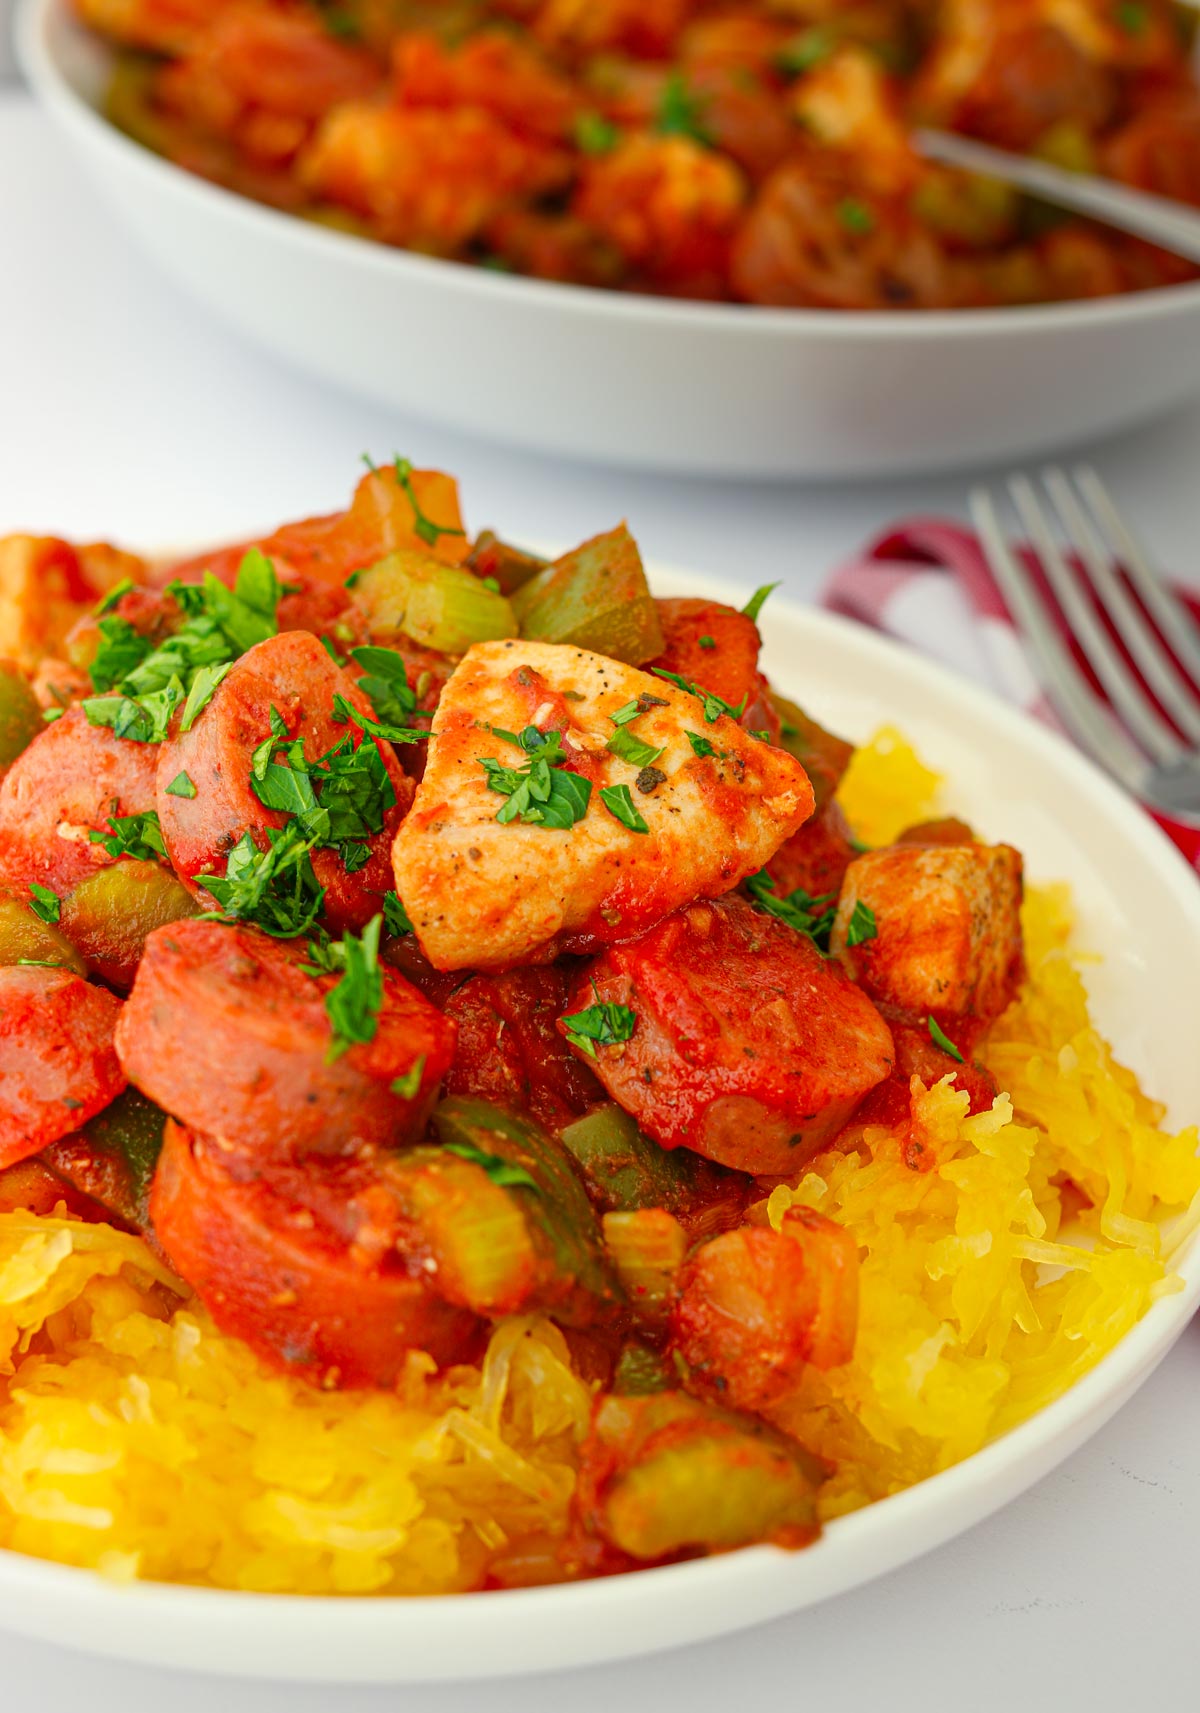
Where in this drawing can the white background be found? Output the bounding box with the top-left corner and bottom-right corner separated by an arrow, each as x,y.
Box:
2,86 -> 1199,1711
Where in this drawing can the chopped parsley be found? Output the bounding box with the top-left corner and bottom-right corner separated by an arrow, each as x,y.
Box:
391,1055 -> 426,1100
575,112 -> 620,155
745,869 -> 839,951
844,899 -> 878,948
685,731 -> 716,759
837,197 -> 876,236
88,810 -> 167,863
94,577 -> 136,617
560,997 -> 638,1058
349,644 -> 423,730
392,456 -> 466,551
656,72 -> 712,146
331,693 -> 426,746
599,783 -> 649,834
383,889 -> 414,937
652,667 -> 747,724
1115,1 -> 1147,33
250,716 -> 398,868
197,823 -> 325,939
928,1017 -> 965,1063
28,883 -> 60,925
606,728 -> 665,769
776,26 -> 836,75
82,549 -> 284,744
480,726 -> 592,829
610,693 -> 668,728
742,583 -> 779,624
442,1140 -> 540,1191
165,771 -> 197,800
324,916 -> 385,1061
698,635 -> 716,650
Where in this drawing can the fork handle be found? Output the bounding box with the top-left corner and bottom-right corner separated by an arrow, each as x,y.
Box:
913,130 -> 1200,266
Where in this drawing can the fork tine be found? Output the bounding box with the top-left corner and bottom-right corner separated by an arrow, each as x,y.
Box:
1047,467 -> 1200,747
1075,465 -> 1200,688
1010,473 -> 1182,765
969,486 -> 1148,796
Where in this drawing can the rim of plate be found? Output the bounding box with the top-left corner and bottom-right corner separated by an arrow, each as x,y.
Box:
0,580 -> 1197,1679
21,0 -> 1200,346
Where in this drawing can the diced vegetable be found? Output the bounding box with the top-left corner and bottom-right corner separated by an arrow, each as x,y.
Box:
61,859 -> 200,990
351,550 -> 517,654
0,895 -> 86,975
385,1145 -> 546,1317
43,1087 -> 167,1230
511,525 -> 664,665
0,662 -> 42,772
430,1096 -> 621,1323
602,1209 -> 686,1326
561,1102 -> 745,1234
464,530 -> 548,596
573,1391 -> 820,1563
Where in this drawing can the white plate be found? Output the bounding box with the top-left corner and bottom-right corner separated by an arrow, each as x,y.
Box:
19,0 -> 1200,481
0,566 -> 1198,1682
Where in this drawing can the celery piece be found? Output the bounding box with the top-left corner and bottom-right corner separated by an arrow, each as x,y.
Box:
387,1146 -> 541,1316
464,530 -> 548,597
561,1102 -> 740,1221
0,663 -> 42,771
612,1341 -> 673,1396
769,692 -> 854,811
511,525 -> 665,666
61,860 -> 199,988
351,550 -> 517,655
591,1393 -> 819,1560
431,1096 -> 620,1320
0,897 -> 86,975
43,1089 -> 167,1231
602,1209 -> 686,1325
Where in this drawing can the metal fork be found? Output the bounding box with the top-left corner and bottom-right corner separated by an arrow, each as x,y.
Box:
970,467 -> 1200,829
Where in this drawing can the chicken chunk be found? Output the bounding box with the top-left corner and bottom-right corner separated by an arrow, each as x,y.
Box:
830,842 -> 1024,1041
392,640 -> 814,970
561,893 -> 894,1175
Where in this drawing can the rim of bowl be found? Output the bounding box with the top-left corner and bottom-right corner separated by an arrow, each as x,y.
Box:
0,585 -> 1196,1632
20,0 -> 1200,346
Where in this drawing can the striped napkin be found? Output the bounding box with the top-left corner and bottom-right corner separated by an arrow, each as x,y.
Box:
821,519 -> 1200,867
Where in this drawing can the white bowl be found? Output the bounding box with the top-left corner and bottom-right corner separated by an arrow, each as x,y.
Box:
0,563 -> 1198,1682
19,0 -> 1200,481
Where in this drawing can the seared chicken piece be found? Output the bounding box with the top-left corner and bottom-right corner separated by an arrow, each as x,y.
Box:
830,841 -> 1024,1039
392,640 -> 814,970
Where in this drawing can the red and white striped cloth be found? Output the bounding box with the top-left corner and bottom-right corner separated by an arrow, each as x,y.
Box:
822,519 -> 1200,867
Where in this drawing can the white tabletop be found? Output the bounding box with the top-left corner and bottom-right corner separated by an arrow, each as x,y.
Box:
2,87 -> 1198,1712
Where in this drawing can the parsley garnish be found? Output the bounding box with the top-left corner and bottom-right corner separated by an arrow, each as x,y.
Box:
383,890 -> 414,936
94,577 -> 136,617
742,583 -> 779,624
392,456 -> 466,550
600,784 -> 649,834
198,824 -> 325,939
656,72 -> 712,146
698,635 -> 716,650
331,693 -> 426,746
480,726 -> 592,829
28,883 -> 60,924
844,899 -> 878,948
745,869 -> 839,951
685,731 -> 716,758
165,771 -> 197,799
575,112 -> 620,154
652,667 -> 747,724
928,1017 -> 965,1063
391,1055 -> 426,1100
82,550 -> 283,743
324,915 -> 384,1061
837,198 -> 876,236
249,716 -> 397,872
776,26 -> 836,75
1116,1 -> 1147,33
442,1140 -> 540,1191
606,728 -> 664,769
88,810 -> 167,863
561,997 -> 638,1058
349,644 -> 422,729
